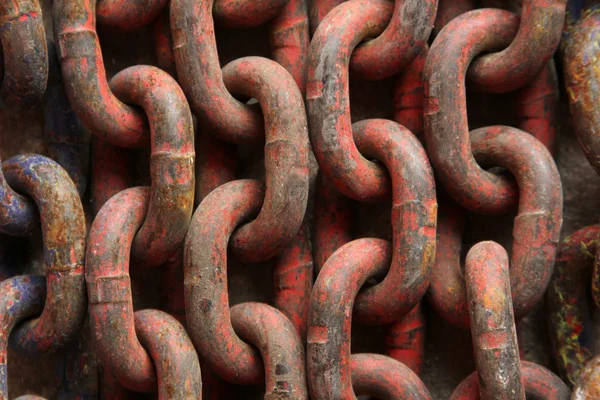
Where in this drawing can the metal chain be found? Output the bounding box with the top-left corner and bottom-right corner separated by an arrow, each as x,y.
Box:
0,0 -> 592,398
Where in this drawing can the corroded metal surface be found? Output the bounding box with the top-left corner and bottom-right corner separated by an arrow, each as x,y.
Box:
108,65 -> 195,268
563,8 -> 600,175
465,242 -> 524,400
425,9 -> 520,214
53,0 -> 150,148
86,187 -> 156,392
134,309 -> 202,398
4,155 -> 86,356
170,0 -> 309,144
307,239 -> 431,399
428,127 -> 562,327
0,0 -> 47,109
350,119 -> 436,325
184,180 -> 265,385
0,0 -> 589,397
350,353 -> 432,399
230,302 -> 308,398
222,57 -> 309,263
273,223 -> 313,341
450,361 -> 570,399
0,276 -> 46,400
466,0 -> 566,93
547,225 -> 600,387
96,0 -> 168,32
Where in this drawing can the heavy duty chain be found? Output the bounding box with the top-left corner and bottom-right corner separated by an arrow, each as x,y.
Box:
4,0 -> 600,398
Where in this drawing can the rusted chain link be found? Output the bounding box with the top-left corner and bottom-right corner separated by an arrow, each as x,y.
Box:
313,160 -> 428,374
87,187 -> 202,396
108,65 -> 195,268
185,180 -> 308,394
170,0 -> 309,143
44,42 -> 90,198
222,57 -> 309,263
86,187 -> 156,392
432,0 -> 473,38
309,0 -> 436,82
427,4 -> 560,326
54,0 -> 150,148
0,276 -> 46,400
195,129 -> 237,205
230,302 -> 308,399
213,0 -> 288,28
4,155 -> 86,356
308,0 -> 424,202
313,174 -> 352,273
425,8 -> 562,216
89,136 -> 132,216
0,0 -> 47,109
0,156 -> 38,237
96,0 -> 168,32
428,126 -> 562,326
273,223 -> 313,340
450,241 -> 570,400
351,353 -> 432,399
451,361 -> 570,399
307,238 -> 431,399
563,7 -> 600,175
350,119 -> 436,325
548,225 -> 600,387
425,9 -> 520,214
466,0 -> 566,93
134,309 -> 203,398
464,242 -> 524,399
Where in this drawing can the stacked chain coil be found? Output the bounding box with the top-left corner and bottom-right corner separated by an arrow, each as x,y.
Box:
8,0 -> 600,398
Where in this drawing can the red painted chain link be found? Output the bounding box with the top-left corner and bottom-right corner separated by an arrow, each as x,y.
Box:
450,241 -> 570,399
309,0 -> 436,82
222,57 -> 309,263
425,10 -> 520,214
86,187 -> 156,392
350,119 -> 436,325
425,8 -> 563,215
184,180 -> 308,394
432,0 -> 473,38
348,0 -> 437,81
96,0 -> 168,32
428,127 -> 562,326
87,187 -> 202,395
54,0 -> 150,148
273,223 -> 313,340
307,0 -> 394,202
464,242 -> 524,399
108,66 -> 195,268
307,239 -> 431,398
213,0 -> 288,28
451,361 -> 570,399
170,0 -> 309,143
465,0 -> 565,93
350,353 -> 432,399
